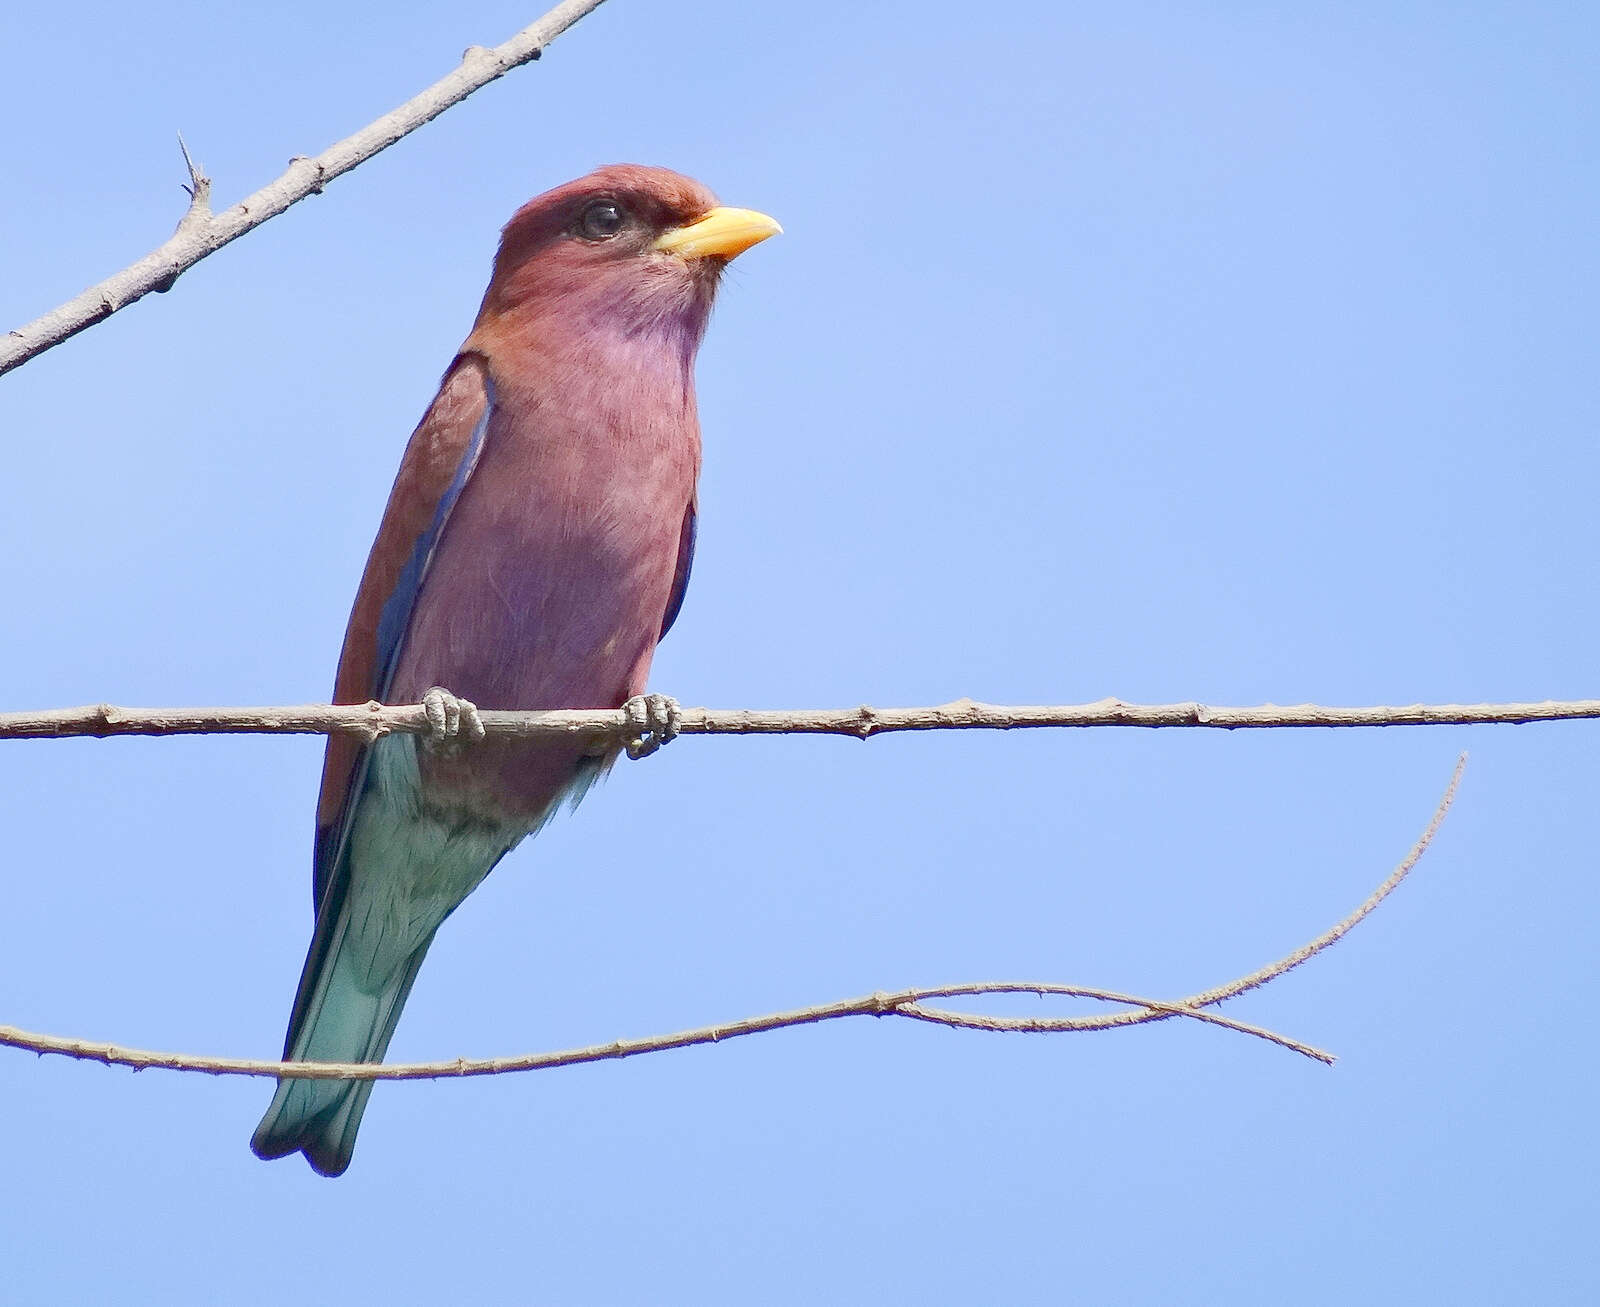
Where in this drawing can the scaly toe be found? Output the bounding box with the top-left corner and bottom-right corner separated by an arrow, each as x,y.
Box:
622,695 -> 655,760
621,692 -> 682,761
421,686 -> 481,749
647,693 -> 682,746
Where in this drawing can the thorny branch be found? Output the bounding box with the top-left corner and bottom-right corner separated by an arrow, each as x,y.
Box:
0,0 -> 610,377
0,756 -> 1466,1081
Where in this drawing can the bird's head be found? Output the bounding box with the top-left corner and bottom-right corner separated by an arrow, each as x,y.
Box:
471,164 -> 780,355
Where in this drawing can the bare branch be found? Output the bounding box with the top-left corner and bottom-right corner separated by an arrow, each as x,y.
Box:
0,758 -> 1465,1082
0,984 -> 1328,1082
0,0 -> 610,377
0,696 -> 1593,745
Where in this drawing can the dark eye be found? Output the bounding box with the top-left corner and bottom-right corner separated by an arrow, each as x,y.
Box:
577,199 -> 624,240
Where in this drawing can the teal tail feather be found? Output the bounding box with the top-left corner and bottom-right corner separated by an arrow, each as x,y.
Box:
250,897 -> 435,1178
252,732 -> 537,1176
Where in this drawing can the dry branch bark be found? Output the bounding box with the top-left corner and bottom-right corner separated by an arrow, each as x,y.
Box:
0,697 -> 1593,744
0,0 -> 610,377
0,984 -> 1330,1080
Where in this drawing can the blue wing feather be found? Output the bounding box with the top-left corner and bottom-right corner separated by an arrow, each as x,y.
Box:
659,500 -> 697,640
373,375 -> 497,698
299,370 -> 498,1023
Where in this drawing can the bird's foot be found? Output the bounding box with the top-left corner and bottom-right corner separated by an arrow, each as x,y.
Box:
421,685 -> 486,751
621,693 -> 681,761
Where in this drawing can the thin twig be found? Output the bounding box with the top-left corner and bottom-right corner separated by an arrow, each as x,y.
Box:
0,697 -> 1592,744
0,982 -> 1328,1080
1180,753 -> 1466,1008
0,759 -> 1464,1081
0,0 -> 609,377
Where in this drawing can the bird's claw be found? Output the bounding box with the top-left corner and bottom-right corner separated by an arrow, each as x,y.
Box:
622,693 -> 681,761
421,685 -> 485,749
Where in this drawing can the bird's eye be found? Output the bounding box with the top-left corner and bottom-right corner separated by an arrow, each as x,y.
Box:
577,199 -> 624,240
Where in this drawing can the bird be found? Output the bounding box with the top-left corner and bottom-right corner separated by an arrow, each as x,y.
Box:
250,165 -> 779,1176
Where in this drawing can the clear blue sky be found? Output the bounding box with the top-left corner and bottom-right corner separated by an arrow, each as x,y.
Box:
2,2 -> 1596,1302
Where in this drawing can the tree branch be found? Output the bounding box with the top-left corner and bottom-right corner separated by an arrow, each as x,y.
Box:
0,696 -> 1592,745
0,756 -> 1465,1081
0,0 -> 610,378
0,983 -> 1330,1080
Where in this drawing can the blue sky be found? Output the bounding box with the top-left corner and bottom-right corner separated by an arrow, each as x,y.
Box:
2,2 -> 1597,1301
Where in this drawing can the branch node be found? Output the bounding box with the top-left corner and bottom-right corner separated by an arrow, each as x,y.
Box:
1093,697 -> 1126,722
288,156 -> 327,195
360,700 -> 390,744
159,136 -> 214,295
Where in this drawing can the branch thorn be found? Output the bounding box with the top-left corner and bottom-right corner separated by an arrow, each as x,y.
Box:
175,133 -> 211,207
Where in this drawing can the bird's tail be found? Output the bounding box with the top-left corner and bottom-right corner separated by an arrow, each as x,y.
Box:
250,900 -> 434,1178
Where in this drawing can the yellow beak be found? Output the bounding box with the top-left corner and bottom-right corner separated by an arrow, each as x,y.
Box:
654,206 -> 782,261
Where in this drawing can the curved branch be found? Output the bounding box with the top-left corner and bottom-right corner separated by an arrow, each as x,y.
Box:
0,0 -> 609,377
0,696 -> 1592,744
0,982 -> 1329,1081
0,757 -> 1464,1081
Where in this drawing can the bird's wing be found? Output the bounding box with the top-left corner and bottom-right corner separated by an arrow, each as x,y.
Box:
311,352 -> 493,911
659,499 -> 697,640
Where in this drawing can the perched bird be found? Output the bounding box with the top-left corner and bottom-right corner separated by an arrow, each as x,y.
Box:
251,165 -> 779,1176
